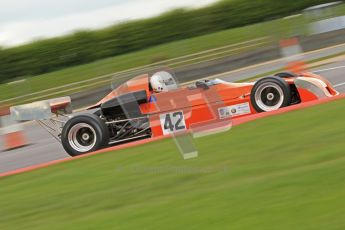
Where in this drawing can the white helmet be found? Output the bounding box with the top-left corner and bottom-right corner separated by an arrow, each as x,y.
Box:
150,71 -> 178,93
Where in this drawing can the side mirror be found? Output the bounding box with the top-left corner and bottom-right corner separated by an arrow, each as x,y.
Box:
195,81 -> 209,90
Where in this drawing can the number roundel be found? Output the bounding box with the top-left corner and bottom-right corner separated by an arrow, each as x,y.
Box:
160,111 -> 186,135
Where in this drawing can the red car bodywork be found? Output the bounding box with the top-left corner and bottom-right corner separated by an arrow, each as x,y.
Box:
90,72 -> 338,138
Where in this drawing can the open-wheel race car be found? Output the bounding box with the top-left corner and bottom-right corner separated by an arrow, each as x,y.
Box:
11,70 -> 339,157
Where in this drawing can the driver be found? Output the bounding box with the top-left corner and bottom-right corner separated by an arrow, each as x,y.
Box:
150,71 -> 178,93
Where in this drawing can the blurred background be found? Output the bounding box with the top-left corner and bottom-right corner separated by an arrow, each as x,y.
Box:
0,0 -> 345,109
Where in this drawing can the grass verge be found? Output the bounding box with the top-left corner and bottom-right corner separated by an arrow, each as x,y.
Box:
0,98 -> 345,229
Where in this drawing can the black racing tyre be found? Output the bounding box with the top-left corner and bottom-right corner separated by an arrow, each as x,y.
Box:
250,77 -> 292,113
61,114 -> 109,157
274,72 -> 298,78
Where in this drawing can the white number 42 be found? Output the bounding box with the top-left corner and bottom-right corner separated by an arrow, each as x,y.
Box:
160,111 -> 186,135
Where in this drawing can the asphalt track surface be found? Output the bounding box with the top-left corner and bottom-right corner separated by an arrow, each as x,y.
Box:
0,58 -> 345,174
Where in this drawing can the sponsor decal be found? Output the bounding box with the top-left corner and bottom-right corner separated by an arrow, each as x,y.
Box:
218,102 -> 251,119
218,107 -> 231,119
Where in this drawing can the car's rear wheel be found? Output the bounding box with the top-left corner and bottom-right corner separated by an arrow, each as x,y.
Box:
274,72 -> 298,78
61,114 -> 109,157
251,77 -> 291,112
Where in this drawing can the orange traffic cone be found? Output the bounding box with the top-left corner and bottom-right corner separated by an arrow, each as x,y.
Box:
0,107 -> 27,151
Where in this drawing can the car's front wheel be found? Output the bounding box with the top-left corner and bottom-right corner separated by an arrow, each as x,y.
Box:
61,114 -> 109,157
250,77 -> 291,112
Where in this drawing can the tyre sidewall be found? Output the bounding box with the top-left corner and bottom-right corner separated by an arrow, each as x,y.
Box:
61,114 -> 109,157
250,77 -> 291,113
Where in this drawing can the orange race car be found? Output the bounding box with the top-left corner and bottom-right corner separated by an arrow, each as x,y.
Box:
10,71 -> 339,156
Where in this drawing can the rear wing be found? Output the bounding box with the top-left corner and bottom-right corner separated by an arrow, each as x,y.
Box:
10,97 -> 72,121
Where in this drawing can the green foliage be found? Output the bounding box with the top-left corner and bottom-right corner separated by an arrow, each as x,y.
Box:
0,0 -> 333,83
